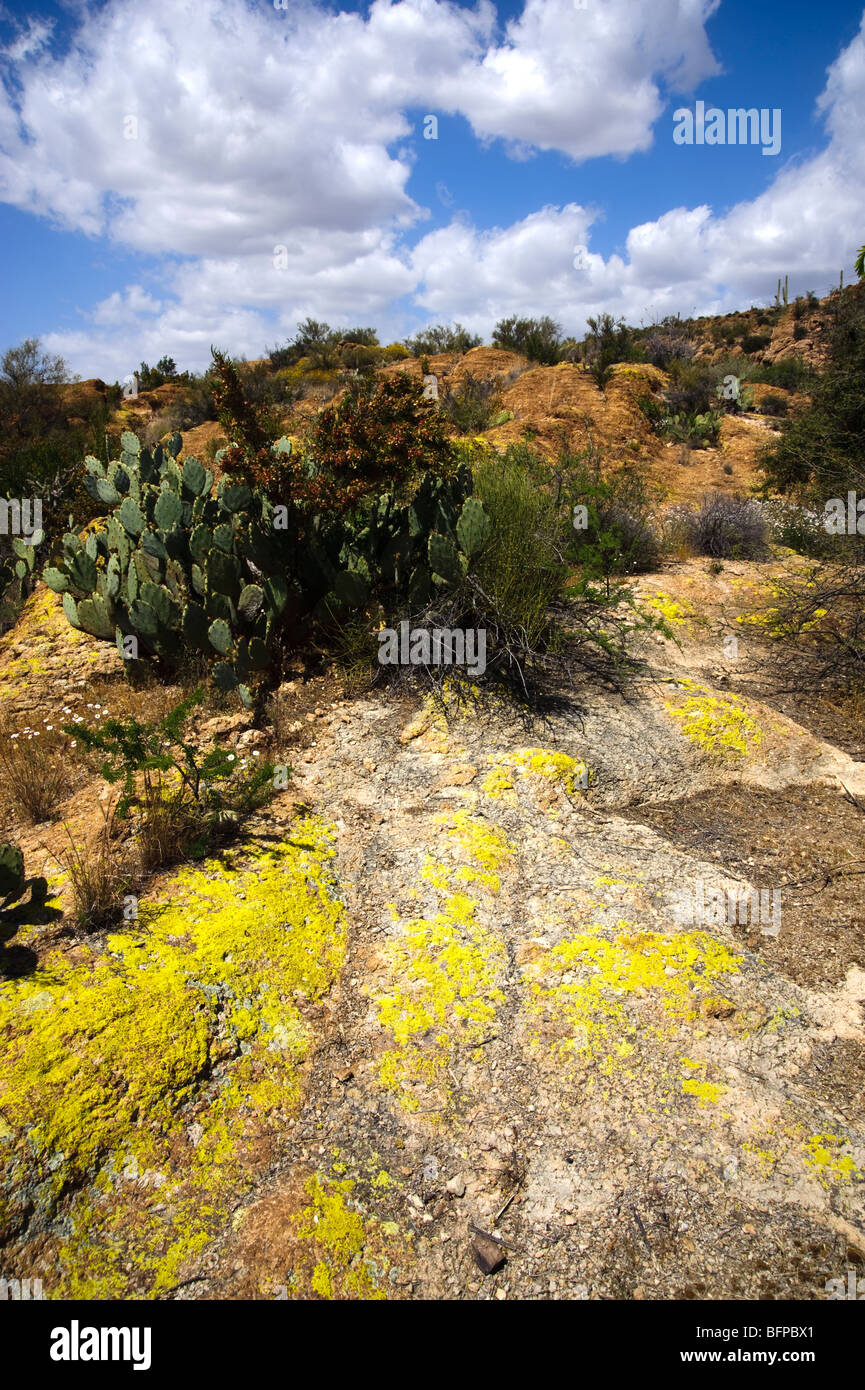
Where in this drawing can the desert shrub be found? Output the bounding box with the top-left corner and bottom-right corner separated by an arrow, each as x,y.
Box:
638,366 -> 723,447
339,327 -> 380,349
290,318 -> 340,370
309,371 -> 455,510
56,809 -> 132,933
137,357 -> 190,391
237,360 -> 304,412
316,609 -> 381,696
405,323 -> 482,357
469,448 -> 566,650
763,501 -> 831,557
643,318 -> 698,369
439,373 -> 502,434
564,454 -> 660,581
750,357 -> 812,393
708,355 -> 757,387
753,562 -> 865,699
583,314 -> 645,389
741,334 -> 771,355
384,343 -> 411,361
665,361 -> 716,414
679,494 -> 769,559
761,392 -> 789,417
492,316 -> 564,365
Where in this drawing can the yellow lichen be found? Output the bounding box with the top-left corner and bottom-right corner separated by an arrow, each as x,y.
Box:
295,1176 -> 386,1301
523,924 -> 741,1079
647,591 -> 691,627
508,748 -> 591,795
663,679 -> 762,757
0,815 -> 346,1298
373,812 -> 511,1116
481,748 -> 592,803
481,764 -> 517,802
802,1133 -> 861,1185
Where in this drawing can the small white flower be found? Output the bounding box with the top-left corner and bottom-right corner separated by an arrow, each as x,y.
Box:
252,750 -> 260,757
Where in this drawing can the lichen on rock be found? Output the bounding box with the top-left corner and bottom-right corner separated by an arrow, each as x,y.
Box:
0,813 -> 346,1297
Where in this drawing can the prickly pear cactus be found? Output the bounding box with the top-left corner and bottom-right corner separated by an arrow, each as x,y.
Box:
0,842 -> 25,908
43,432 -> 297,706
46,427 -> 493,700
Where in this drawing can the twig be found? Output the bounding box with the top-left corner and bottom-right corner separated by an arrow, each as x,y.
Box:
494,1191 -> 516,1223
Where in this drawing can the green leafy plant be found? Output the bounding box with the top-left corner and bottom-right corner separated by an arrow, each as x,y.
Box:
760,284 -> 865,497
405,323 -> 482,357
492,315 -> 564,365
582,314 -> 645,390
741,334 -> 771,355
63,687 -> 278,864
440,372 -> 503,434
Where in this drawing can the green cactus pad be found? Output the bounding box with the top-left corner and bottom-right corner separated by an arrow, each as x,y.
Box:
181,456 -> 208,496
237,584 -> 265,622
154,490 -> 183,531
207,618 -> 232,655
118,497 -> 145,537
456,497 -> 491,558
428,532 -> 465,585
77,595 -> 115,640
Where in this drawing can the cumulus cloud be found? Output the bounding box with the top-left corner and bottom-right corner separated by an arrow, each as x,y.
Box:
0,0 -> 863,375
412,14 -> 865,337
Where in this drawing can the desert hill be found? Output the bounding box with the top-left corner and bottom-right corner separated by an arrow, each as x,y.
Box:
1,292 -> 863,1302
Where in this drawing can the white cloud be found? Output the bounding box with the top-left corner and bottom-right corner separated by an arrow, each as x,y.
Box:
1,0 -> 863,376
412,15 -> 865,337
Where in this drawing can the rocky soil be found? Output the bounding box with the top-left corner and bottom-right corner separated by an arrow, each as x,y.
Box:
1,556 -> 863,1301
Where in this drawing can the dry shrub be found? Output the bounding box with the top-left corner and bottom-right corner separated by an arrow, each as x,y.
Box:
56,807 -> 133,933
134,779 -> 201,874
0,718 -> 73,823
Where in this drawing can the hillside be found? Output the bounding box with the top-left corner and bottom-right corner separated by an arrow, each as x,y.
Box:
1,294 -> 863,1304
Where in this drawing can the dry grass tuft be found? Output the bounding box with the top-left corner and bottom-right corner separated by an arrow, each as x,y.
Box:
0,716 -> 73,823
55,806 -> 134,934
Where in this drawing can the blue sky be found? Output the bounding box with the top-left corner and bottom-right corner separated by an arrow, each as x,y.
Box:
1,0 -> 864,380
